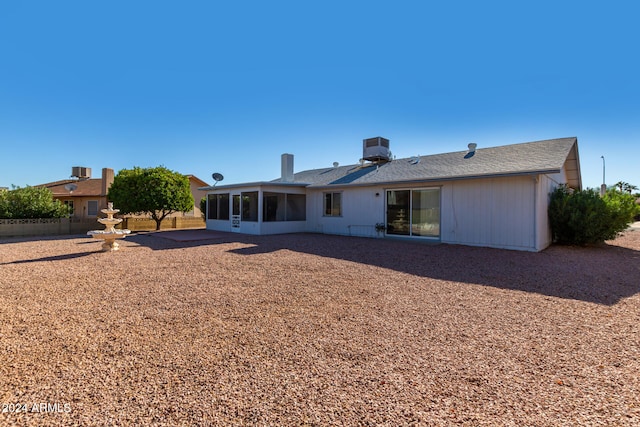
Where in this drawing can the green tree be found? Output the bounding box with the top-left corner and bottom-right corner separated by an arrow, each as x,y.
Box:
107,166 -> 194,230
603,187 -> 640,230
0,186 -> 70,219
613,181 -> 639,194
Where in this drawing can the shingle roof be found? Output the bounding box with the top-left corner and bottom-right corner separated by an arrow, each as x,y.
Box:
39,179 -> 104,197
39,174 -> 209,197
271,137 -> 580,188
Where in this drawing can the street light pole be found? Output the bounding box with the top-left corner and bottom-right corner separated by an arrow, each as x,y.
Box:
600,156 -> 606,196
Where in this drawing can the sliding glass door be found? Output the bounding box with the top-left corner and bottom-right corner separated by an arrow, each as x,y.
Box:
386,188 -> 440,238
411,189 -> 440,237
386,190 -> 410,235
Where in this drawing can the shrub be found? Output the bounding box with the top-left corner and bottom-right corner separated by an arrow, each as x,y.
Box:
200,197 -> 207,220
603,189 -> 640,230
0,186 -> 70,219
548,185 -> 640,245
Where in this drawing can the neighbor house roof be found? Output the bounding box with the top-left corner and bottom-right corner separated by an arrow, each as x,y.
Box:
186,175 -> 210,187
39,179 -> 104,197
40,174 -> 211,197
270,137 -> 581,189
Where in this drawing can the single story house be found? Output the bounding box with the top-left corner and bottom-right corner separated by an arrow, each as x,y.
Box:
39,167 -> 115,219
39,167 -> 210,220
201,137 -> 582,251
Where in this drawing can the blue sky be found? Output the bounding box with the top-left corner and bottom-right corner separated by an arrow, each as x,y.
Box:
1,1 -> 638,190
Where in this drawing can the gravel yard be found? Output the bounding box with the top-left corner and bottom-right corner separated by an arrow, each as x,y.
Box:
1,230 -> 639,426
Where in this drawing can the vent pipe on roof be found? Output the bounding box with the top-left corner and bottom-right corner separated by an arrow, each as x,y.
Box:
464,143 -> 477,159
281,153 -> 294,182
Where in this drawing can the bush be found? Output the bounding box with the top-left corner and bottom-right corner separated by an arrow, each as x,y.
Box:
603,189 -> 640,230
200,197 -> 206,220
0,186 -> 70,219
548,185 -> 640,245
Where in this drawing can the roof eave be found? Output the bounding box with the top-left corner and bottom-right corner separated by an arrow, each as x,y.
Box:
187,175 -> 211,187
307,169 -> 562,189
199,181 -> 310,191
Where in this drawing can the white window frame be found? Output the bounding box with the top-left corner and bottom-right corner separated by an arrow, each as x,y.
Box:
323,192 -> 342,217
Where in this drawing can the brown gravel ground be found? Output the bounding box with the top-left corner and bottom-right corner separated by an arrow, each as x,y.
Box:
1,230 -> 639,426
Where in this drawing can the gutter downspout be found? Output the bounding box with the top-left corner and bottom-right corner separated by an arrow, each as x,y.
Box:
533,175 -> 538,251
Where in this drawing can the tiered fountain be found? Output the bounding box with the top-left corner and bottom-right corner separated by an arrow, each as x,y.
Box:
87,202 -> 131,251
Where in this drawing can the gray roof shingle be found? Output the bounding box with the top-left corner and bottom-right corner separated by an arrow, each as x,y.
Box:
271,137 -> 579,188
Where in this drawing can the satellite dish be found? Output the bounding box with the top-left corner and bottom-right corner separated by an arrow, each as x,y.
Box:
64,183 -> 78,192
212,173 -> 224,186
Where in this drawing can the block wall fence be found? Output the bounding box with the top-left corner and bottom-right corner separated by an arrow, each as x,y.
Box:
0,217 -> 205,238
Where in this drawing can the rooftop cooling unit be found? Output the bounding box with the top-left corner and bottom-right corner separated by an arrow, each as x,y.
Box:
362,137 -> 391,162
71,166 -> 91,179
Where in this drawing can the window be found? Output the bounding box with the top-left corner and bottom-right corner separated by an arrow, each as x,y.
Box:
87,200 -> 99,216
241,192 -> 258,222
263,193 -> 306,222
324,192 -> 342,216
63,200 -> 74,216
207,194 -> 230,220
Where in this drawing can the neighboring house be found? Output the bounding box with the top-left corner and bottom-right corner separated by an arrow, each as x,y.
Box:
40,167 -> 114,219
201,137 -> 582,252
184,175 -> 209,218
39,167 -> 209,219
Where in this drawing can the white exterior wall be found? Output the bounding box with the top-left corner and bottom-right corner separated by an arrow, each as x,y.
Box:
206,170 -> 572,251
207,219 -> 232,233
306,186 -> 386,237
289,177 -> 552,251
441,176 -> 538,251
535,174 -> 556,251
534,167 -> 572,251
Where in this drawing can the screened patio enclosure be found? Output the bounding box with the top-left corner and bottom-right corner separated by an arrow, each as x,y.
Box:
206,185 -> 307,235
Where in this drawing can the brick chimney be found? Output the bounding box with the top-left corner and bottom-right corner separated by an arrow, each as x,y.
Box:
101,168 -> 114,196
